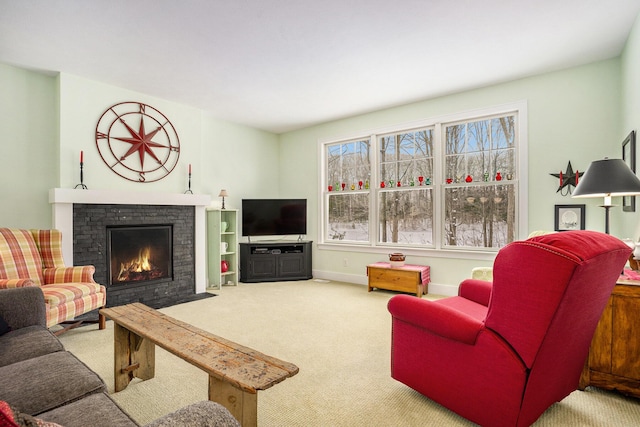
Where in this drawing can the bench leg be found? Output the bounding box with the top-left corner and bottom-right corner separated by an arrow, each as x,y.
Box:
114,323 -> 155,392
99,311 -> 106,330
209,376 -> 257,427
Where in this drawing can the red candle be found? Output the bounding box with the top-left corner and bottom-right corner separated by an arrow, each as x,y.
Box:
559,171 -> 563,186
188,164 -> 192,174
80,151 -> 83,163
575,171 -> 579,185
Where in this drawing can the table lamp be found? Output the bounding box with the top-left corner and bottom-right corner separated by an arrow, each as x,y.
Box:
218,189 -> 228,210
572,157 -> 640,234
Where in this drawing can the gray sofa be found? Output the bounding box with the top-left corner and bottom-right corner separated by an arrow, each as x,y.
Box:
0,287 -> 239,427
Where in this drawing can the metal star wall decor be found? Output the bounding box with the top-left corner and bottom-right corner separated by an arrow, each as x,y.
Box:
550,161 -> 580,196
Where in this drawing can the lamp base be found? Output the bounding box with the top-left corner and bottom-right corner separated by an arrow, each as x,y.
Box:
598,204 -> 615,234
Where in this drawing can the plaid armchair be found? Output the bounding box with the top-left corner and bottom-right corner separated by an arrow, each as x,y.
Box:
0,228 -> 106,333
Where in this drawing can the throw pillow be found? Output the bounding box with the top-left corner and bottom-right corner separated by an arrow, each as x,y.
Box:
0,401 -> 63,427
0,315 -> 11,336
0,401 -> 20,427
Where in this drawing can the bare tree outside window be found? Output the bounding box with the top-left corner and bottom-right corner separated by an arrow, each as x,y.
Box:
321,108 -> 520,251
443,115 -> 516,248
326,139 -> 371,242
378,128 -> 434,246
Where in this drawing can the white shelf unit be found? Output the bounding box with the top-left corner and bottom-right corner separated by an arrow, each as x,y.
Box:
206,208 -> 238,289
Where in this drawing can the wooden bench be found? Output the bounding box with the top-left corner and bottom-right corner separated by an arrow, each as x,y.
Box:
100,303 -> 299,427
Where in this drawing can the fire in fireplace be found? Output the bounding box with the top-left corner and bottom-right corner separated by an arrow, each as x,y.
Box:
107,225 -> 173,286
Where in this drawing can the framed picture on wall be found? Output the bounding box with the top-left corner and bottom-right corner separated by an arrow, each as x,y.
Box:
554,204 -> 586,231
622,130 -> 636,212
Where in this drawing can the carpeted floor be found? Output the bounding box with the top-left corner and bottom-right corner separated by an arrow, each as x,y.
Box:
59,280 -> 640,426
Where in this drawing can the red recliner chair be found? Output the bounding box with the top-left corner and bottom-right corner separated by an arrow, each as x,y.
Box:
388,231 -> 631,427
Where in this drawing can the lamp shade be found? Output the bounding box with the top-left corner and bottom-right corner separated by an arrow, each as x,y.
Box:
218,189 -> 229,197
572,158 -> 640,198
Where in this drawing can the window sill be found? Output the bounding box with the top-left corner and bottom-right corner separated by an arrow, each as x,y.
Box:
317,242 -> 497,261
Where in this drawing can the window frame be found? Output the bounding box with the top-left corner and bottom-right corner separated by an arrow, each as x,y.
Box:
318,101 -> 528,259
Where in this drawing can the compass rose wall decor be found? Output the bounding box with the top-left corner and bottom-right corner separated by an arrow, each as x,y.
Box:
95,102 -> 180,183
550,161 -> 580,196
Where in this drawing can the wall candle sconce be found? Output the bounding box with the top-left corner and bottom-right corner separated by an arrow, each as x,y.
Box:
218,189 -> 229,209
550,161 -> 579,196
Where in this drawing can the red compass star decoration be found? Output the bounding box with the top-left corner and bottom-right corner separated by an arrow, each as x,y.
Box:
550,161 -> 580,196
113,114 -> 166,170
96,102 -> 180,183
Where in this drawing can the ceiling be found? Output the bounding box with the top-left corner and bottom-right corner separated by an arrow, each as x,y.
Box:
1,1 -> 639,134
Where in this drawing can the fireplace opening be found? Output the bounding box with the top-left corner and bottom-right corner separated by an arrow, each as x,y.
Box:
107,225 -> 173,286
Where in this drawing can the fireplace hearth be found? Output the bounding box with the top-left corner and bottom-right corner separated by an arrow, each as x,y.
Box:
107,225 -> 173,286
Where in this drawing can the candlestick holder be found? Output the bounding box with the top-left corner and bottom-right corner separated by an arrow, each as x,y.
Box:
74,162 -> 88,189
184,171 -> 193,194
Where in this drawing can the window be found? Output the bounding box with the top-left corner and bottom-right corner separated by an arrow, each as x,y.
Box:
325,139 -> 371,242
321,103 -> 525,252
378,128 -> 434,246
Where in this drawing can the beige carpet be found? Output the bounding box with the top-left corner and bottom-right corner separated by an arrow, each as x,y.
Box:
59,280 -> 640,426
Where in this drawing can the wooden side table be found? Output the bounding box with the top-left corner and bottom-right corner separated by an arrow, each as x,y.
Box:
366,262 -> 429,297
579,278 -> 640,398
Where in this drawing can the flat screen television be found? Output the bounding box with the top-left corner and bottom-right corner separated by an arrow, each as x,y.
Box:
242,199 -> 307,237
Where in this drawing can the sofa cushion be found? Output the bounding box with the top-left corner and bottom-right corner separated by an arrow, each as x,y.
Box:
40,283 -> 103,307
38,392 -> 138,427
0,351 -> 105,415
0,326 -> 64,368
0,314 -> 10,336
145,401 -> 240,427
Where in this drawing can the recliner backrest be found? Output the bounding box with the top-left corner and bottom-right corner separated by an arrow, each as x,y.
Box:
485,231 -> 629,369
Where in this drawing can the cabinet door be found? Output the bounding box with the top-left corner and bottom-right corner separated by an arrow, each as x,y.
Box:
278,254 -> 305,277
249,256 -> 277,279
612,295 -> 640,378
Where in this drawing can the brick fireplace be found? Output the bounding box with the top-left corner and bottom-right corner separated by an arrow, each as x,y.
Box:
50,188 -> 211,308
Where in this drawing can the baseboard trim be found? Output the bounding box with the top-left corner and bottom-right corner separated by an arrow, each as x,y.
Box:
312,269 -> 458,297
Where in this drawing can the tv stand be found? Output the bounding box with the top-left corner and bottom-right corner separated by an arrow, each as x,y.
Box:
239,241 -> 312,283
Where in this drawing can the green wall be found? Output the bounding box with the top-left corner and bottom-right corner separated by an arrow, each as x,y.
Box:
3,13 -> 640,293
0,66 -> 279,228
0,63 -> 57,228
279,59 -> 623,292
620,12 -> 640,241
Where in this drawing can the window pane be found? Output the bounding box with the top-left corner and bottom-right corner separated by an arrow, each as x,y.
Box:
378,188 -> 433,246
380,127 -> 433,188
443,184 -> 516,248
327,193 -> 370,242
326,139 -> 371,190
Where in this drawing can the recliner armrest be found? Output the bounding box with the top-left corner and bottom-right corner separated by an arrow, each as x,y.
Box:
388,295 -> 484,345
458,279 -> 492,306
